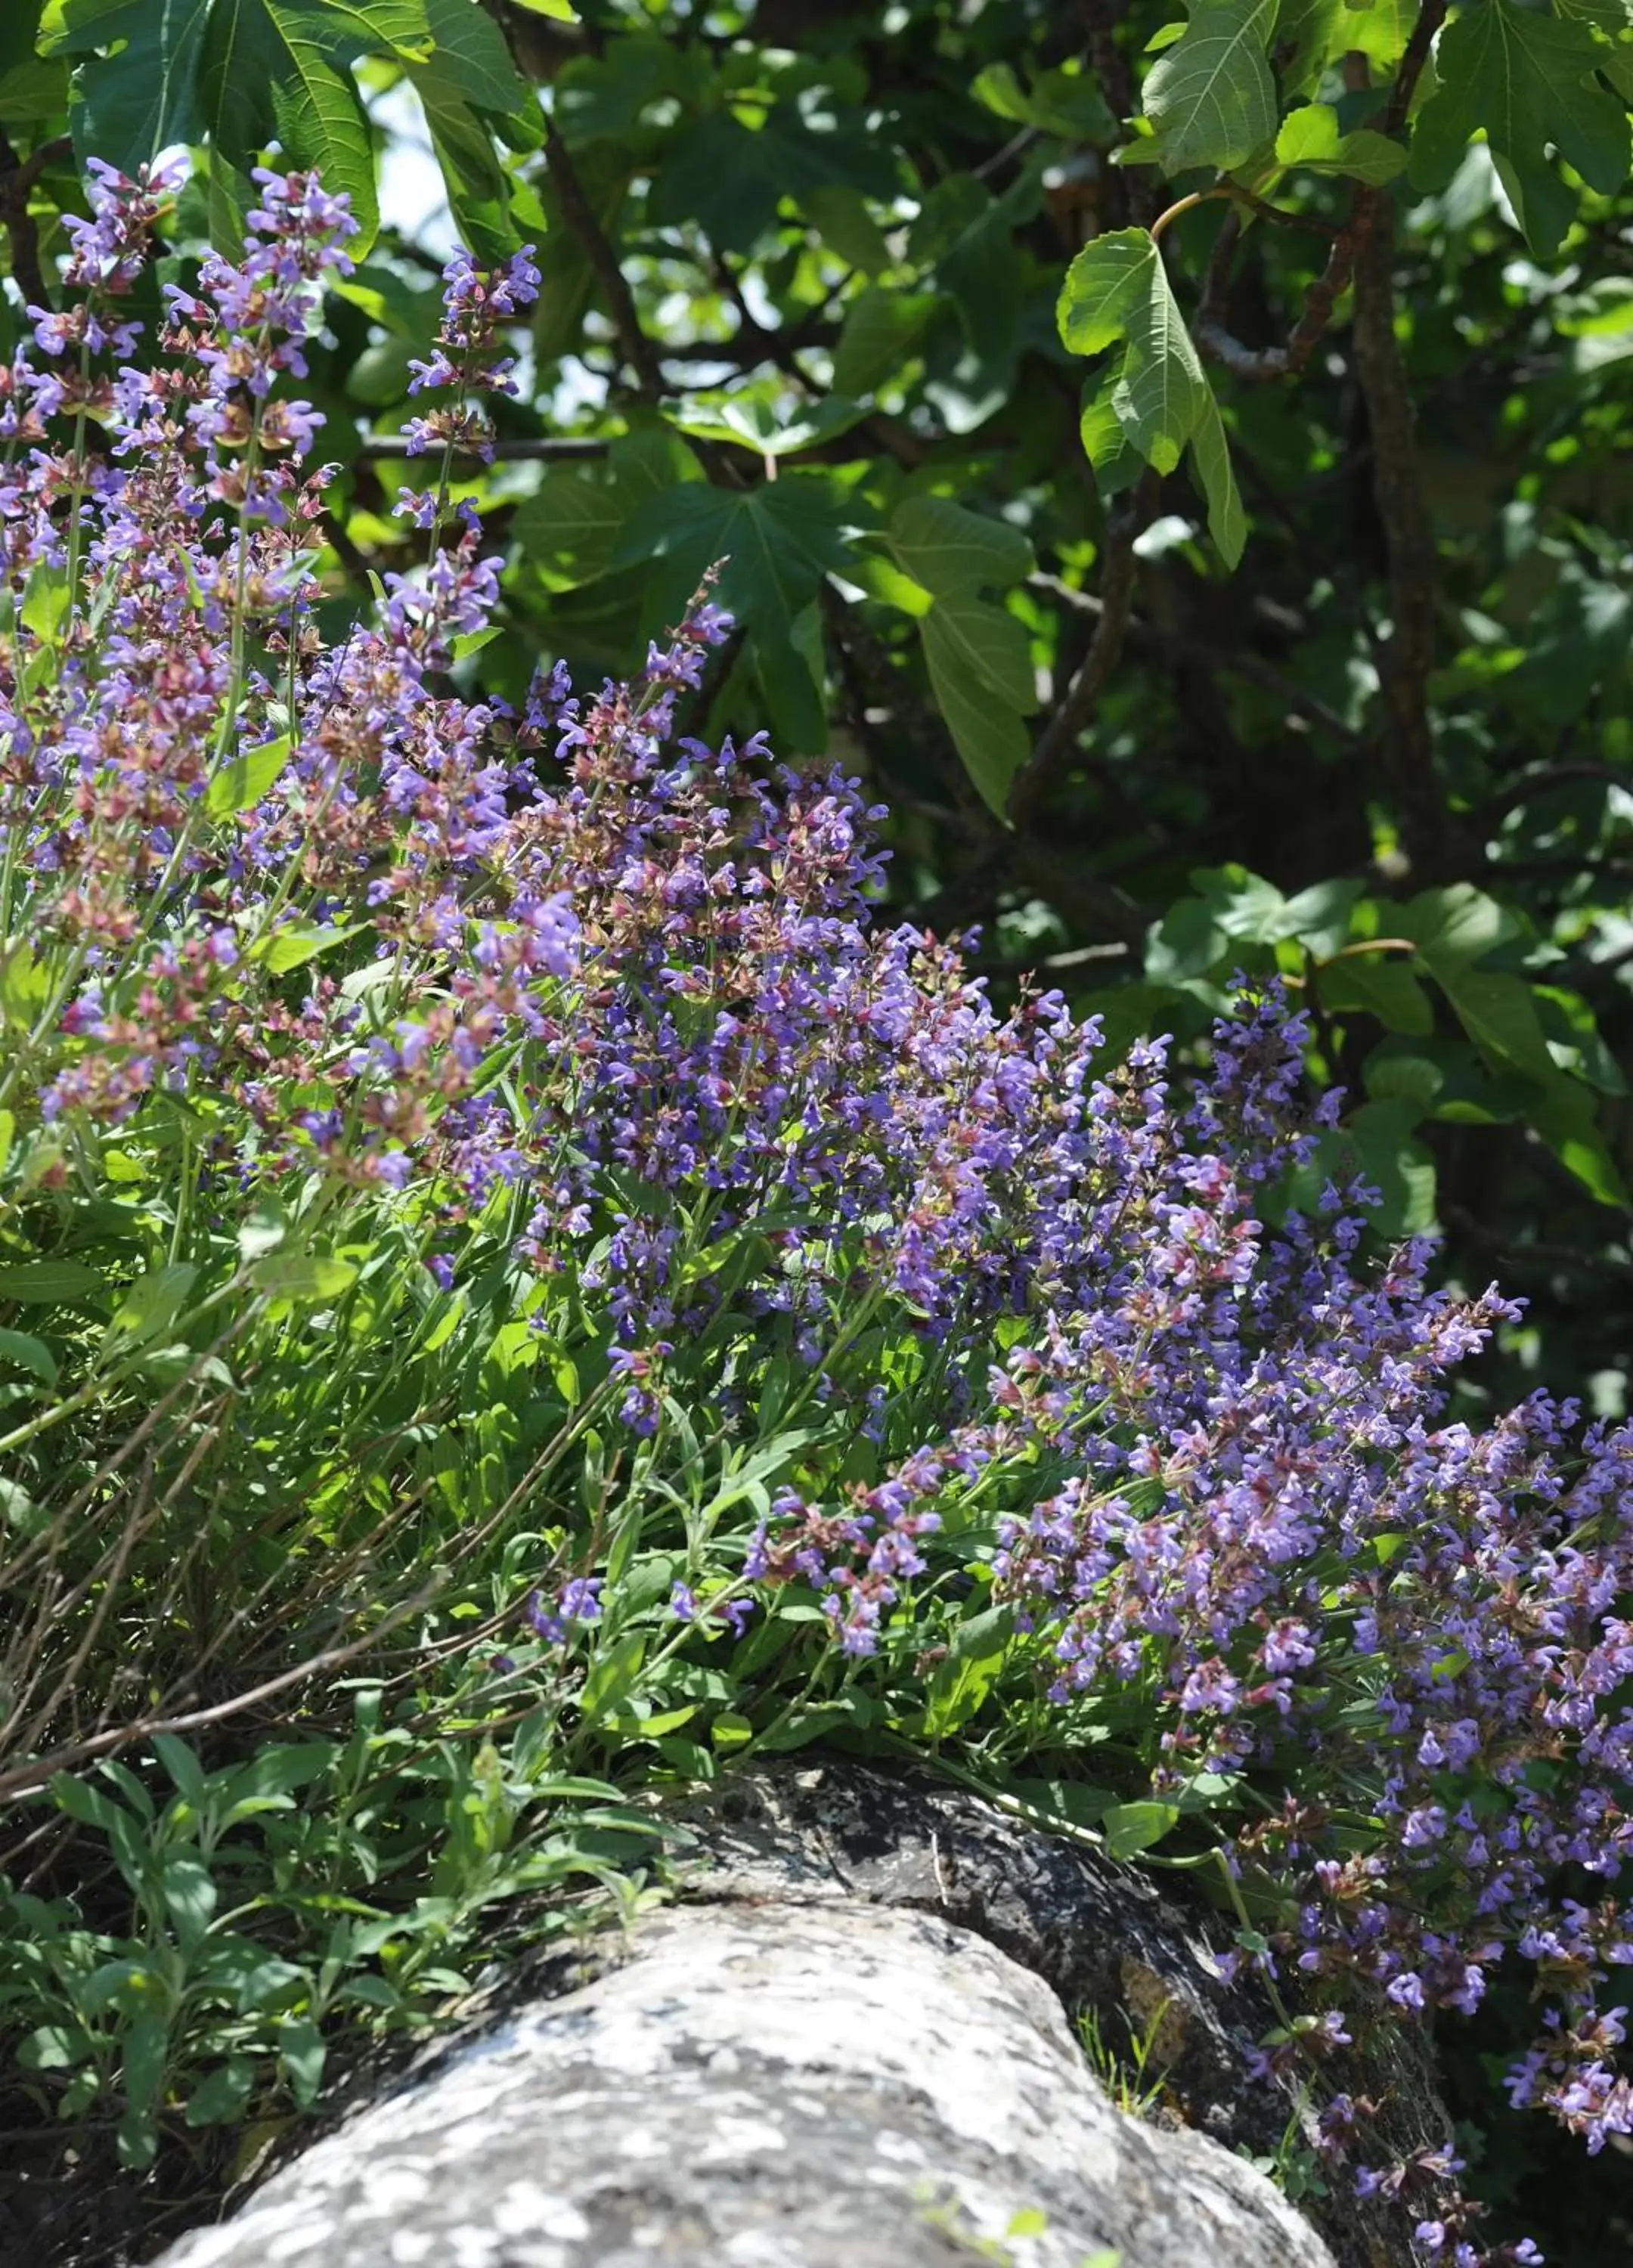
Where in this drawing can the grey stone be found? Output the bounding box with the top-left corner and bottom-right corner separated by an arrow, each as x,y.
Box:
155,1897 -> 1333,2268
154,1759 -> 1445,2268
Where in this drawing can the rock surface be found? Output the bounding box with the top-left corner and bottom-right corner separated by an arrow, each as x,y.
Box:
154,1759 -> 1448,2268
153,1895 -> 1334,2268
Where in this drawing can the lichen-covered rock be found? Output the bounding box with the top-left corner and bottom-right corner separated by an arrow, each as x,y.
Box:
155,1758 -> 1448,2268
658,1759 -> 1448,2268
154,1897 -> 1334,2268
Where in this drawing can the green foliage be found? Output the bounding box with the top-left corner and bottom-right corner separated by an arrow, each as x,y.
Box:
2,1719 -> 653,2168
1409,0 -> 1631,256
43,0 -> 438,249
1059,228 -> 1244,562
1138,0 -> 1278,174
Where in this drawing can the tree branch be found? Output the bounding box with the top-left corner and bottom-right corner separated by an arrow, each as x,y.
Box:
1349,187 -> 1446,871
544,119 -> 666,401
1185,0 -> 1449,395
1193,205 -> 1365,383
1029,572 -> 1362,742
0,132 -> 72,314
1006,470 -> 1157,832
1385,0 -> 1450,133
360,435 -> 610,463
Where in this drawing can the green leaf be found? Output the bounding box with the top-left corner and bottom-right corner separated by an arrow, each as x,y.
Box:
119,2012 -> 170,2167
800,182 -> 891,275
923,1603 -> 1013,1737
107,1263 -> 197,1346
1080,370 -> 1147,499
1408,0 -> 1631,256
919,590 -> 1038,817
20,2023 -> 95,2072
830,286 -> 938,398
1058,228 -> 1243,562
237,1206 -> 288,1262
921,590 -> 1036,715
217,1740 -> 335,1814
667,389 -> 872,459
21,562 -> 72,641
0,1326 -> 58,1385
580,1631 -> 646,1723
414,74 -> 515,259
1398,882 -> 1520,969
1344,0 -> 1415,71
250,1252 -> 358,1300
0,1258 -> 106,1303
1317,955 -> 1435,1036
185,2057 -> 256,2126
1140,0 -> 1278,174
1346,1100 -> 1439,1238
1275,102 -> 1407,184
1526,1074 -> 1631,1208
416,0 -> 528,110
277,2015 -> 325,2108
55,1 -> 430,252
251,922 -> 366,974
206,733 -> 291,819
1111,252 -> 1204,476
1102,1799 -> 1182,1861
1000,1776 -> 1117,1833
920,646 -> 1030,817
888,494 -> 1033,599
47,0 -> 212,168
0,939 -> 51,1028
511,473 -> 627,587
151,1732 -> 208,1805
1187,383 -> 1245,567
161,1852 -> 218,1946
1272,0 -> 1347,97
269,1 -> 429,251
1435,968 -> 1558,1086
0,0 -> 48,79
615,474 -> 851,748
1145,895 -> 1226,982
1058,229 -> 1163,358
971,60 -> 1114,139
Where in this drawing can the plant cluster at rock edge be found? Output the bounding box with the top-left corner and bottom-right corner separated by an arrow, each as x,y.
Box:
0,161 -> 1627,2267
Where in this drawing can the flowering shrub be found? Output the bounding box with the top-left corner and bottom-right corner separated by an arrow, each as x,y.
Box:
0,160 -> 1630,2264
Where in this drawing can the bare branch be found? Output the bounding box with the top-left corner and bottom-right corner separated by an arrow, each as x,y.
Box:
1349,189 -> 1446,870
1006,471 -> 1157,832
0,132 -> 72,315
1028,572 -> 1362,742
1193,206 -> 1365,383
360,435 -> 610,463
544,119 -> 666,401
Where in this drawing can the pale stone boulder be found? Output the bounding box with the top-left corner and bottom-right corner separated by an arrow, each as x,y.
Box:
154,1895 -> 1336,2268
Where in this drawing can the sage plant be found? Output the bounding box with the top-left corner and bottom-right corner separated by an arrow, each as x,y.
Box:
1,161 -> 1628,2263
